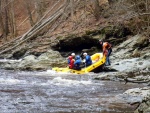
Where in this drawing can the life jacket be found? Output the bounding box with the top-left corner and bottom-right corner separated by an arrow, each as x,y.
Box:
74,55 -> 81,68
68,56 -> 73,64
103,42 -> 111,54
69,59 -> 75,69
85,55 -> 92,66
103,42 -> 112,52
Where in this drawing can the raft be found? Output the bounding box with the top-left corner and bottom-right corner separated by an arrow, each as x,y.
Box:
52,53 -> 106,74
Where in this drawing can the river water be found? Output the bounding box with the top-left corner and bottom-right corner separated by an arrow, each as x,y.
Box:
0,69 -> 146,113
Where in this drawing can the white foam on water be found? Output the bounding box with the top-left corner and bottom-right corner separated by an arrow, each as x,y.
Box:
43,77 -> 93,86
35,69 -> 73,76
0,78 -> 26,85
46,70 -> 73,75
46,69 -> 56,74
33,70 -> 57,76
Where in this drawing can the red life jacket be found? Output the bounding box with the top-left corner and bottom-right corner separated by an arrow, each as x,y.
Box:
68,56 -> 73,64
69,59 -> 75,69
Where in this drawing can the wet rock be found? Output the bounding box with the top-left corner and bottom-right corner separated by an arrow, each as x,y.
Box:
118,87 -> 150,110
95,72 -> 118,81
138,62 -> 143,65
17,55 -> 37,70
0,59 -> 22,70
95,74 -> 110,80
134,94 -> 150,113
23,55 -> 36,61
123,87 -> 150,98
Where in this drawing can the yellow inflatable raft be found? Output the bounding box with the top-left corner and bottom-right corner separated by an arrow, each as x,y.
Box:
52,53 -> 106,74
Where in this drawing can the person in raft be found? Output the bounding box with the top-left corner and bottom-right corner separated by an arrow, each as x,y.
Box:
67,53 -> 75,69
73,55 -> 82,70
82,52 -> 92,67
99,40 -> 112,66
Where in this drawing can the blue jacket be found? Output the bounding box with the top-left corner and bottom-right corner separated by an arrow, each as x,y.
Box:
74,55 -> 81,69
85,55 -> 92,66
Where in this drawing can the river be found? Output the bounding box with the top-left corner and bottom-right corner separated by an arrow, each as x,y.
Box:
0,69 -> 146,113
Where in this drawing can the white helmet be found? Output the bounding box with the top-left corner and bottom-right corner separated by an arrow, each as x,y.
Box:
71,53 -> 75,56
83,52 -> 87,56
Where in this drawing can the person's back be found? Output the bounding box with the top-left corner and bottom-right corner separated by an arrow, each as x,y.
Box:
68,58 -> 75,69
74,55 -> 81,70
85,55 -> 92,66
67,56 -> 73,64
67,53 -> 75,68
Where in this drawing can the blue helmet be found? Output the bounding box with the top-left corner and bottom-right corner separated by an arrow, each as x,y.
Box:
76,55 -> 80,60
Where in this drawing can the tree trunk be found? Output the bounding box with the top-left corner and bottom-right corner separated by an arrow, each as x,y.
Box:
24,1 -> 34,26
0,0 -> 4,37
9,1 -> 16,38
35,0 -> 43,22
4,0 -> 9,40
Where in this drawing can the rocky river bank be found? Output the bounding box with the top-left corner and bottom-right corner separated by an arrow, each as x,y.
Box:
0,34 -> 150,112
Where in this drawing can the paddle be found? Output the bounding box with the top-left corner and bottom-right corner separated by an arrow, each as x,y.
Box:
81,58 -> 88,73
83,62 -> 88,73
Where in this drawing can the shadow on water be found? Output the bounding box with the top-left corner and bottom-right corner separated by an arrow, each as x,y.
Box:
0,69 -> 146,113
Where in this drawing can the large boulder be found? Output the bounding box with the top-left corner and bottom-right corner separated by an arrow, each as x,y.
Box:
2,49 -> 67,70
118,87 -> 150,113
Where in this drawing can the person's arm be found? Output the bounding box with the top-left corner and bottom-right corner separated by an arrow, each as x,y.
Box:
108,43 -> 112,49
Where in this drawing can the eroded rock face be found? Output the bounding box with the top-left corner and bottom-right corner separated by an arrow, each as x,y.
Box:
51,34 -> 99,53
50,26 -> 130,56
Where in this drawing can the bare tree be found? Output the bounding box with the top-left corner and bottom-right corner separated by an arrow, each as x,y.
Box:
0,0 -> 4,37
9,0 -> 16,38
24,0 -> 34,26
35,0 -> 43,21
3,0 -> 10,40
